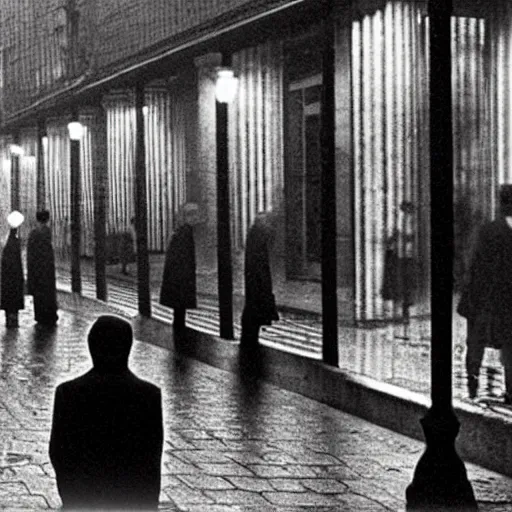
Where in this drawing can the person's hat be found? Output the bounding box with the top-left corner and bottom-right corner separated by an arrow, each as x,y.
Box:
7,211 -> 24,229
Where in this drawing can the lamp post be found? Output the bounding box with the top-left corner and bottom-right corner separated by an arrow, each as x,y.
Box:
9,142 -> 23,212
321,0 -> 339,366
37,121 -> 47,212
406,0 -> 476,508
216,66 -> 238,339
68,120 -> 83,294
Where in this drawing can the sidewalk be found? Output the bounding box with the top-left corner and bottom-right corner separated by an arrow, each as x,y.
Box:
0,293 -> 510,510
56,257 -> 506,405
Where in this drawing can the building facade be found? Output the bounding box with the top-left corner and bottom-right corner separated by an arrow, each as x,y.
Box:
0,0 -> 504,323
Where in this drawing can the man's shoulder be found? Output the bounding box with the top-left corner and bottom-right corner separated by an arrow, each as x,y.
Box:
128,372 -> 161,396
56,370 -> 161,398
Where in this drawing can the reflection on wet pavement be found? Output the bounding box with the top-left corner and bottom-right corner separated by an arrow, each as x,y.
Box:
56,273 -> 507,407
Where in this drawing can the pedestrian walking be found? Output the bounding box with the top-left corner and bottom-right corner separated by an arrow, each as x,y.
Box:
120,216 -> 136,275
49,315 -> 163,510
381,200 -> 419,336
0,211 -> 25,328
159,203 -> 199,330
27,210 -> 58,326
240,211 -> 279,348
457,184 -> 512,402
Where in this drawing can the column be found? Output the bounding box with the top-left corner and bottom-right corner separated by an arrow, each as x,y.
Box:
89,107 -> 108,302
194,53 -> 222,278
406,0 -> 477,508
134,82 -> 151,317
10,133 -> 20,212
335,0 -> 355,326
36,120 -> 46,212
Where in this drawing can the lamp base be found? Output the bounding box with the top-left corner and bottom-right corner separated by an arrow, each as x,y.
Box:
406,407 -> 477,511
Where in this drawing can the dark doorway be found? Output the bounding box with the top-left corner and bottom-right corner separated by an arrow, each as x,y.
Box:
284,32 -> 322,281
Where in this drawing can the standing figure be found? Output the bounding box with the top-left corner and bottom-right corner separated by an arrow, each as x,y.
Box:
49,315 -> 163,510
27,210 -> 58,326
458,184 -> 512,402
382,201 -> 419,334
0,211 -> 25,328
241,211 -> 279,348
120,217 -> 136,275
160,203 -> 199,330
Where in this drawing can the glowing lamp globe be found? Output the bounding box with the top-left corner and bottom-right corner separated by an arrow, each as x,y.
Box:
9,144 -> 24,156
67,121 -> 84,141
215,69 -> 239,104
7,211 -> 24,229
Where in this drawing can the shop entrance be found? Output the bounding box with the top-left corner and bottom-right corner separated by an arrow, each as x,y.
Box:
285,73 -> 322,281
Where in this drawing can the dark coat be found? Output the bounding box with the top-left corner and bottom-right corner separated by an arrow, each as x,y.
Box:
458,218 -> 512,321
0,230 -> 24,312
27,224 -> 58,324
160,223 -> 197,309
49,368 -> 163,510
243,222 -> 279,326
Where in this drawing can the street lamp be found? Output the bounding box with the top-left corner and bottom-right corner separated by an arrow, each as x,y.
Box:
215,68 -> 239,104
68,120 -> 83,294
10,143 -> 24,211
215,65 -> 238,340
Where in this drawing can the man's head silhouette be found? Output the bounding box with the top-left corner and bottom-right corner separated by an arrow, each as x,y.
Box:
88,315 -> 133,372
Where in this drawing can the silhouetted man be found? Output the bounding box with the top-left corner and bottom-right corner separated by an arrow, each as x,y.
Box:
241,211 -> 279,348
160,203 -> 199,330
27,210 -> 58,326
49,315 -> 163,510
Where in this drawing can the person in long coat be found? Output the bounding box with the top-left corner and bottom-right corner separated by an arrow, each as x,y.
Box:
458,184 -> 512,402
27,210 -> 58,326
0,211 -> 25,328
241,211 -> 279,348
381,201 -> 419,336
49,315 -> 163,510
159,203 -> 198,330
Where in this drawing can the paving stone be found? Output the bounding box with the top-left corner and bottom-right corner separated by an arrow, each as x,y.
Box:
174,450 -> 233,464
268,478 -> 308,492
225,476 -> 274,492
162,482 -> 214,507
195,462 -> 255,477
164,455 -> 201,475
262,491 -> 345,507
247,464 -> 317,478
188,439 -> 228,451
301,478 -> 349,493
204,489 -> 272,506
178,474 -> 235,490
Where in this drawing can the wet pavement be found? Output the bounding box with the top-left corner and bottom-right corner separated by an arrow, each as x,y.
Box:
0,294 -> 511,510
56,258 -> 507,408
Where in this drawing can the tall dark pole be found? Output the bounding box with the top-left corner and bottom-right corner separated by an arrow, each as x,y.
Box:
406,1 -> 476,508
321,0 -> 338,365
10,133 -> 20,212
69,120 -> 82,294
36,121 -> 46,212
134,82 -> 151,317
216,58 -> 234,340
92,109 -> 107,302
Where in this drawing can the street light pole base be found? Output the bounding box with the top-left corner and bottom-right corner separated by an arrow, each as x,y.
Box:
406,407 -> 477,511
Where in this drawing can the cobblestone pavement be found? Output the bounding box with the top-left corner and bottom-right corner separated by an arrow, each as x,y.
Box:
0,296 -> 510,510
